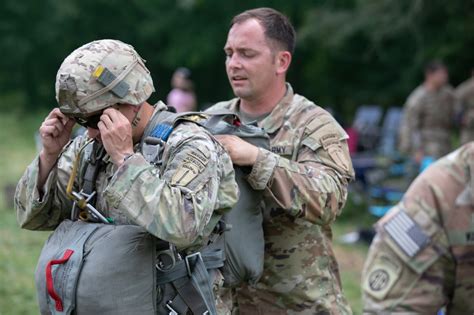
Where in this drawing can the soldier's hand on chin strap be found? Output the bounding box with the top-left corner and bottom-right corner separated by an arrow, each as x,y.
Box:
214,134 -> 259,166
98,107 -> 134,167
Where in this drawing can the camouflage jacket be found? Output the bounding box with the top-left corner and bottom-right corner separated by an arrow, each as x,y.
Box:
207,84 -> 355,314
362,142 -> 474,314
15,103 -> 238,250
398,84 -> 455,158
455,77 -> 474,144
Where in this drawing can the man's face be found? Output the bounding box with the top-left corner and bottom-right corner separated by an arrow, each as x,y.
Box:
427,68 -> 449,89
224,19 -> 279,101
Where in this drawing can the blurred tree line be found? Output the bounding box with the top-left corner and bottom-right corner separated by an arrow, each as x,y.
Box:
0,0 -> 473,122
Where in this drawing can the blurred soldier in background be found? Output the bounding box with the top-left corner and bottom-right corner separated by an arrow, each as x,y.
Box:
399,61 -> 456,164
167,67 -> 197,112
362,142 -> 474,314
15,39 -> 238,315
207,7 -> 354,315
455,69 -> 474,144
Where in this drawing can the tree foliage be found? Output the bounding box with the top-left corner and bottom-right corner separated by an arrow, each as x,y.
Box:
0,0 -> 472,120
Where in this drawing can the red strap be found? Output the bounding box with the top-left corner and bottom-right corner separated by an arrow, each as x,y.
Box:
232,117 -> 242,127
45,249 -> 74,312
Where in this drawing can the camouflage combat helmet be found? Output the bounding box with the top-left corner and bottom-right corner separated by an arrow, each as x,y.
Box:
56,39 -> 155,119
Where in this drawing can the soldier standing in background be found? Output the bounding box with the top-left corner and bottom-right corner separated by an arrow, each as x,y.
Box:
362,142 -> 474,314
15,39 -> 238,314
399,61 -> 456,163
207,8 -> 354,314
455,69 -> 474,144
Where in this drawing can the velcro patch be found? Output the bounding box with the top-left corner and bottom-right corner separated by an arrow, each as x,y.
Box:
171,150 -> 209,187
363,254 -> 402,300
383,210 -> 430,257
320,133 -> 350,172
93,65 -> 130,98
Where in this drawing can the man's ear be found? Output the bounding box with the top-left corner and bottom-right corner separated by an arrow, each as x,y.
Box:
276,51 -> 292,75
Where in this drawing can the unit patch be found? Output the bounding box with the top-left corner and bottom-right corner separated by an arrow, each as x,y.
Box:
320,133 -> 350,172
171,150 -> 209,187
363,254 -> 402,300
368,269 -> 390,291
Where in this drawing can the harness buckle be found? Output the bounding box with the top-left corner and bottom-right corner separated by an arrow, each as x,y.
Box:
165,301 -> 178,315
185,252 -> 203,278
70,190 -> 109,224
142,137 -> 166,165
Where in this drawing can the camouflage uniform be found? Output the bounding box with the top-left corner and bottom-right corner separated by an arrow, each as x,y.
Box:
362,142 -> 474,314
15,39 -> 239,314
208,84 -> 355,314
455,77 -> 474,144
398,85 -> 456,159
16,101 -> 238,249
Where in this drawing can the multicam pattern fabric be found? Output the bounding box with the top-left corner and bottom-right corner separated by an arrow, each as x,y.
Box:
56,39 -> 155,118
362,142 -> 474,314
456,77 -> 474,145
15,103 -> 238,251
207,84 -> 355,314
398,84 -> 456,159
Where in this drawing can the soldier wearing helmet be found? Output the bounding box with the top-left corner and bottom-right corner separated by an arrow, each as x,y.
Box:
15,39 -> 238,314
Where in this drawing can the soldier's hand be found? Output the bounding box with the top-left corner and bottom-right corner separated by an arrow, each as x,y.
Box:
98,107 -> 134,166
39,108 -> 75,159
214,135 -> 259,166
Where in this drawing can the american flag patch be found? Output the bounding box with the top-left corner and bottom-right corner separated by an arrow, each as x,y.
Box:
383,211 -> 430,257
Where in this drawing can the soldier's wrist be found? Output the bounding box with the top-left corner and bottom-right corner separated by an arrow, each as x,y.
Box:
39,150 -> 60,164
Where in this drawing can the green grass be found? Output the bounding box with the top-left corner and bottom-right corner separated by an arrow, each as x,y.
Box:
0,110 -> 372,314
0,109 -> 51,315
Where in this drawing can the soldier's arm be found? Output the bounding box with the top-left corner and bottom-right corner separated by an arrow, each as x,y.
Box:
104,129 -> 238,249
362,216 -> 453,314
404,98 -> 423,153
362,157 -> 461,314
15,137 -> 84,230
247,117 -> 354,225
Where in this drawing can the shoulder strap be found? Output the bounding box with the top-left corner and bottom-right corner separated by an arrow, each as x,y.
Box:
140,109 -> 239,164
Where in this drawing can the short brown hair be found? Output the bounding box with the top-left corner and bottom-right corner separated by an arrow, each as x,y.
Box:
231,8 -> 296,54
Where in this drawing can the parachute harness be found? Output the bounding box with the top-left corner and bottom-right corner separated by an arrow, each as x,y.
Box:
66,138 -> 112,224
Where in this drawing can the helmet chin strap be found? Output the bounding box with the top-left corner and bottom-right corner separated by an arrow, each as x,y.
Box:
131,105 -> 142,129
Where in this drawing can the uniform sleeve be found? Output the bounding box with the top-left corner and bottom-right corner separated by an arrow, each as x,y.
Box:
15,138 -> 85,230
247,116 -> 354,226
404,97 -> 424,152
103,129 -> 238,249
362,226 -> 453,314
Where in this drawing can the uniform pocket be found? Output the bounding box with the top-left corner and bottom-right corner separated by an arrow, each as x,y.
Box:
35,220 -> 99,315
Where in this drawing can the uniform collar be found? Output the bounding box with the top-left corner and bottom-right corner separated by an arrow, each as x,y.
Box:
229,83 -> 294,134
259,83 -> 294,133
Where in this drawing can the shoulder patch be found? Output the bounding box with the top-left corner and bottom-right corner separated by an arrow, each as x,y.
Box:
383,210 -> 430,257
321,133 -> 351,173
363,254 -> 402,300
171,149 -> 209,187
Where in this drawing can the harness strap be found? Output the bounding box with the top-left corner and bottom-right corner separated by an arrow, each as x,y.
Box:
156,248 -> 224,284
82,142 -> 105,195
187,252 -> 217,315
170,276 -> 207,314
156,248 -> 224,315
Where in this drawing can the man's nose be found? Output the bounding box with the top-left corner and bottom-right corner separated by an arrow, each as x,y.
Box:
227,54 -> 242,69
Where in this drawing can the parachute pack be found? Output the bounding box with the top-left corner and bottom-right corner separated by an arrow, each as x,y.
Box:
35,106 -> 268,315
